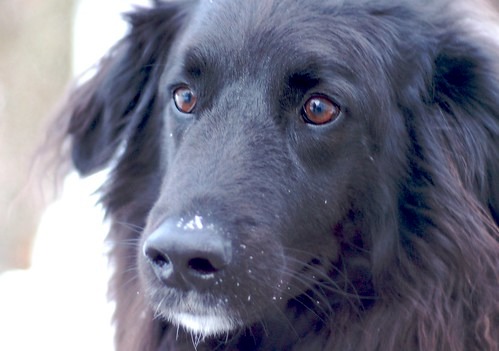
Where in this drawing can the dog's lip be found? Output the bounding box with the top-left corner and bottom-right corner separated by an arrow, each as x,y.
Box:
168,311 -> 239,336
155,290 -> 242,335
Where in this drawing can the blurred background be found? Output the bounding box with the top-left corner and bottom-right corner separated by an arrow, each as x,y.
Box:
0,1 -> 147,350
0,0 -> 497,350
0,0 -> 71,273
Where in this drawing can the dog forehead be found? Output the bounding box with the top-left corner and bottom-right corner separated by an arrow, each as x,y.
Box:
172,0 -> 417,75
186,0 -> 332,56
167,0 -> 348,81
196,0 -> 310,27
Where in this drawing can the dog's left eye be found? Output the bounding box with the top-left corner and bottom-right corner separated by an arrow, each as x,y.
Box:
173,87 -> 197,113
302,96 -> 340,125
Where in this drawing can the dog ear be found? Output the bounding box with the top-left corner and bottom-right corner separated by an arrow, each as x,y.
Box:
431,31 -> 499,221
64,2 -> 189,175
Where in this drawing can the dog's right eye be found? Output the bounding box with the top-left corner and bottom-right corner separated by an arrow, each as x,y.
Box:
302,95 -> 340,125
173,86 -> 197,114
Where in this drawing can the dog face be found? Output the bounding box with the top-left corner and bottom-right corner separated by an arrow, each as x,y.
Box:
138,0 -> 413,336
62,0 -> 499,349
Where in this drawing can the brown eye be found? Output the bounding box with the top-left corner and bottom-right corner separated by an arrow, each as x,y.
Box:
302,96 -> 340,125
173,87 -> 197,113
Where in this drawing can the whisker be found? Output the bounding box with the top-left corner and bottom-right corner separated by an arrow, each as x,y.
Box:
115,269 -> 141,291
111,238 -> 142,248
154,297 -> 165,319
283,254 -> 370,300
115,220 -> 145,234
274,272 -> 332,320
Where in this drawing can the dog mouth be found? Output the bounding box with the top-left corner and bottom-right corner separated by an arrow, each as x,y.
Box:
167,311 -> 239,337
152,290 -> 244,337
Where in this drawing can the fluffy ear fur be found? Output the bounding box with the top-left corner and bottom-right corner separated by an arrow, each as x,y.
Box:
372,25 -> 499,350
328,14 -> 499,349
64,2 -> 190,176
431,33 -> 499,220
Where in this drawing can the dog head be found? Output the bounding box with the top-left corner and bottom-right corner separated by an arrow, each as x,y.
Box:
61,0 -> 498,349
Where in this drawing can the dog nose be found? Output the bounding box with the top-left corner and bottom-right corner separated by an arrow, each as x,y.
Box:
143,216 -> 231,290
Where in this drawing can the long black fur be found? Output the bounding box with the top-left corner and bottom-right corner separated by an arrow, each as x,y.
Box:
53,1 -> 498,350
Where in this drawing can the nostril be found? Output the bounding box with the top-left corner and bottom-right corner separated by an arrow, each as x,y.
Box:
145,246 -> 171,268
188,257 -> 218,275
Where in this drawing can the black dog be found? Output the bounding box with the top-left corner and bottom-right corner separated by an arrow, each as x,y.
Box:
54,0 -> 499,350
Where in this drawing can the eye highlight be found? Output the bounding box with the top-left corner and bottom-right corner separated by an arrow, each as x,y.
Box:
173,86 -> 197,113
302,95 -> 341,125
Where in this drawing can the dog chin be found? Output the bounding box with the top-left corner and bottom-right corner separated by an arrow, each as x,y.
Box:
168,312 -> 238,337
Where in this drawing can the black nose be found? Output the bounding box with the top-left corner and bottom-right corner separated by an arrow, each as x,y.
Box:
143,216 -> 231,290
